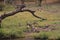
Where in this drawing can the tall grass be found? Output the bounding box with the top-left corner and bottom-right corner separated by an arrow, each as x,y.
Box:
0,4 -> 60,39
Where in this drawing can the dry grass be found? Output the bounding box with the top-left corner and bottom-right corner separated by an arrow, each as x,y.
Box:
0,4 -> 60,39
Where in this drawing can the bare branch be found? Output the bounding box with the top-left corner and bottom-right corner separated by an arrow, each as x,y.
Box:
0,5 -> 46,28
21,9 -> 46,20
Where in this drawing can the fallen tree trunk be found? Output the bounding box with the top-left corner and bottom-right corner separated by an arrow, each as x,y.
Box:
0,6 -> 46,28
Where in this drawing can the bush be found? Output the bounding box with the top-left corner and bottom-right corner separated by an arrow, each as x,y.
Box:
33,32 -> 48,40
0,28 -> 25,39
0,29 -> 5,39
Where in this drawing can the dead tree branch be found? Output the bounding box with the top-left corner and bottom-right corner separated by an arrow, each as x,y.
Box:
21,9 -> 46,20
0,6 -> 46,28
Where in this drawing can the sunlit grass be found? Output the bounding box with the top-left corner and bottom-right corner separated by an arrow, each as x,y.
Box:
0,4 -> 60,39
1,10 -> 60,30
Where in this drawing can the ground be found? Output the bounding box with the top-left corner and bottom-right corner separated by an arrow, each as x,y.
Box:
0,3 -> 60,40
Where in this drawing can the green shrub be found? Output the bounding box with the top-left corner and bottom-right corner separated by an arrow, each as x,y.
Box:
33,32 -> 60,40
0,28 -> 25,39
33,32 -> 48,40
0,29 -> 4,39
